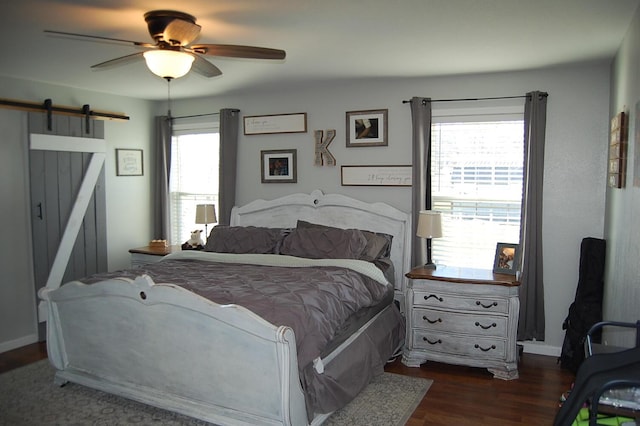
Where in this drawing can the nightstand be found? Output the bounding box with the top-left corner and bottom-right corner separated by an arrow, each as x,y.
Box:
402,265 -> 520,380
129,244 -> 181,268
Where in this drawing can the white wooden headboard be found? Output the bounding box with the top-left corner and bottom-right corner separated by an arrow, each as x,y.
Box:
230,189 -> 411,299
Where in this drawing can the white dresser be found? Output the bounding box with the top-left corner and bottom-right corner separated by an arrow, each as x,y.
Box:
402,266 -> 520,380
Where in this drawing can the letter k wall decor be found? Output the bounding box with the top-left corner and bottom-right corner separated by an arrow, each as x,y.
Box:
314,129 -> 336,166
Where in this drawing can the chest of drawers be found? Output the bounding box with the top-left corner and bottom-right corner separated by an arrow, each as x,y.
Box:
402,266 -> 520,380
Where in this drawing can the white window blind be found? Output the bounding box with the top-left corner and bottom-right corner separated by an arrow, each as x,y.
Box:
431,116 -> 524,269
169,118 -> 219,245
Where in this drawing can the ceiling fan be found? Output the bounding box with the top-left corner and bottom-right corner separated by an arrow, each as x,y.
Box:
44,10 -> 286,80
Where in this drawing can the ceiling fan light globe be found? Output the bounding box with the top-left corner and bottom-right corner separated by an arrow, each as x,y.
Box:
143,50 -> 195,79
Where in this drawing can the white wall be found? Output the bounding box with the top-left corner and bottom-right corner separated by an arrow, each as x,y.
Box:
1,60 -> 611,354
605,6 -> 640,346
166,62 -> 611,353
0,78 -> 154,352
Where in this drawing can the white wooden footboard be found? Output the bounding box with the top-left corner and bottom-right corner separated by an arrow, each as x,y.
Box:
40,274 -> 309,426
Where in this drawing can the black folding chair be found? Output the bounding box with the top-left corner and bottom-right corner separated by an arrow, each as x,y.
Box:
553,321 -> 640,426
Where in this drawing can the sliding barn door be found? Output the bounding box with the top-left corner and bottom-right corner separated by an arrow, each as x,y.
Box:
28,112 -> 107,340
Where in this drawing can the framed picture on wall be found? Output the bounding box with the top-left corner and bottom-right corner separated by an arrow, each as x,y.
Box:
260,149 -> 297,183
341,165 -> 412,186
116,149 -> 143,176
493,243 -> 519,275
346,109 -> 388,147
607,111 -> 627,188
244,113 -> 307,135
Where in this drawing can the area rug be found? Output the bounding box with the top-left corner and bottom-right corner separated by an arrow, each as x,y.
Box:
0,360 -> 431,425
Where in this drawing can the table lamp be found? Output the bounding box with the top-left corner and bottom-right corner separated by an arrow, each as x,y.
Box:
416,210 -> 443,269
195,204 -> 217,242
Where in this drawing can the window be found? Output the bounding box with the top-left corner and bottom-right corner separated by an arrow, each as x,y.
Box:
431,113 -> 524,268
169,119 -> 219,245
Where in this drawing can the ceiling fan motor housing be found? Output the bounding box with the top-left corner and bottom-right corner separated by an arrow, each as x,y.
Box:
144,10 -> 196,43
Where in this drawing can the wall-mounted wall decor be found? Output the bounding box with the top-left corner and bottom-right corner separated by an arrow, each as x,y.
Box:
261,149 -> 297,183
116,149 -> 143,176
346,109 -> 388,147
314,129 -> 336,166
493,242 -> 519,275
341,165 -> 411,186
243,113 -> 307,135
608,111 -> 627,188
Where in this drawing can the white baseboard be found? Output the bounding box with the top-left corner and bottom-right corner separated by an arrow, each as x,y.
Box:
519,341 -> 561,357
0,334 -> 38,354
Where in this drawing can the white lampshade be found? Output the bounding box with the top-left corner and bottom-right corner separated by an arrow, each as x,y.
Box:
416,210 -> 443,239
143,50 -> 195,79
195,204 -> 217,225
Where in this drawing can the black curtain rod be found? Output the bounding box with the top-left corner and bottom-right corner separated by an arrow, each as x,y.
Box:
172,112 -> 219,120
172,109 -> 240,120
403,93 -> 547,104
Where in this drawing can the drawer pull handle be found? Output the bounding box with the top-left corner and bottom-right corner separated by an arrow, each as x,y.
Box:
424,294 -> 443,302
474,344 -> 496,352
423,337 -> 442,345
475,321 -> 497,330
476,301 -> 498,309
423,316 -> 442,324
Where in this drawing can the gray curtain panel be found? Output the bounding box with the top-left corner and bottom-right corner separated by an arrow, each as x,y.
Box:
517,91 -> 548,341
218,108 -> 240,225
153,115 -> 172,240
409,97 -> 432,268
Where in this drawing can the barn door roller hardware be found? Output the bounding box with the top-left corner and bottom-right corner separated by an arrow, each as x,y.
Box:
0,97 -> 130,133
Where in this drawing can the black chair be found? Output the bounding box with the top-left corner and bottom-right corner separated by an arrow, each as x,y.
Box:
553,321 -> 640,426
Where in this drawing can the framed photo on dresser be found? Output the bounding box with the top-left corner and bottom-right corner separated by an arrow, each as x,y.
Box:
493,243 -> 519,275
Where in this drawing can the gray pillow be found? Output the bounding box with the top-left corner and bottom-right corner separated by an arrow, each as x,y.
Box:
296,220 -> 392,261
280,227 -> 368,260
204,226 -> 285,254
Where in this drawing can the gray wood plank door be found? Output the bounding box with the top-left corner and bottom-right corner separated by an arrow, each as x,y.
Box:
28,112 -> 107,340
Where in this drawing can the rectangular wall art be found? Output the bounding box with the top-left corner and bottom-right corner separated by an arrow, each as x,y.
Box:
341,165 -> 411,186
346,109 -> 388,147
116,149 -> 143,176
261,149 -> 297,183
244,113 -> 307,135
608,111 -> 627,188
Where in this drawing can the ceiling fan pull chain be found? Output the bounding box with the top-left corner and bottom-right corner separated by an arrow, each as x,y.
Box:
166,78 -> 173,118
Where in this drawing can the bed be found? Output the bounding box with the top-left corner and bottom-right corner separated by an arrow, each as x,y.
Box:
39,190 -> 411,425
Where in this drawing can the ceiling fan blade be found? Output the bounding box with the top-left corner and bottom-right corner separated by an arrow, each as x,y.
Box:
164,19 -> 201,46
191,44 -> 286,60
44,30 -> 153,48
191,55 -> 223,78
91,52 -> 145,70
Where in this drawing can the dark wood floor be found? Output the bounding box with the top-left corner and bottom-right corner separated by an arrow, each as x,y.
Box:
385,353 -> 574,425
1,342 -> 573,425
0,341 -> 47,374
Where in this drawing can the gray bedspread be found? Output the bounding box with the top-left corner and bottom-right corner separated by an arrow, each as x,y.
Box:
80,252 -> 392,372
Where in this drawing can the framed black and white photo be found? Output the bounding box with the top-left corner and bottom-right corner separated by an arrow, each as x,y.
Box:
346,109 -> 388,147
261,149 -> 297,183
116,149 -> 143,176
493,242 -> 519,275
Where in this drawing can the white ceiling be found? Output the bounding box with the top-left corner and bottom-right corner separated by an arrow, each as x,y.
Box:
1,0 -> 638,101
